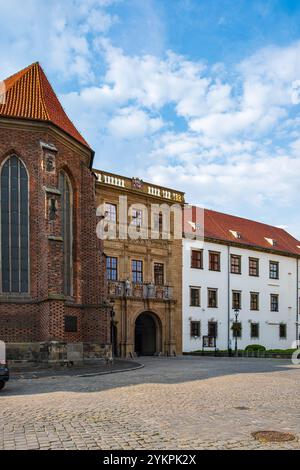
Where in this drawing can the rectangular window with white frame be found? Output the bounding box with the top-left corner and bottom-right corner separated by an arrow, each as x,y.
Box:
232,290 -> 241,310
250,323 -> 259,339
191,249 -> 203,269
208,321 -> 218,338
231,254 -> 241,274
190,321 -> 201,338
279,323 -> 287,339
250,292 -> 259,311
208,288 -> 218,308
270,293 -> 279,312
209,251 -> 221,271
190,287 -> 201,307
249,258 -> 259,277
269,261 -> 279,280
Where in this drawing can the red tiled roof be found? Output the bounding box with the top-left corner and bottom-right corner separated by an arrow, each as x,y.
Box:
184,206 -> 300,256
0,62 -> 90,148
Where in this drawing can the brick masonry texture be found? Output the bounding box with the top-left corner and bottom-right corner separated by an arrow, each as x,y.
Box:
0,119 -> 109,352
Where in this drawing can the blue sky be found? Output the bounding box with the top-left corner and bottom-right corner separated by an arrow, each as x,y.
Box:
1,0 -> 300,237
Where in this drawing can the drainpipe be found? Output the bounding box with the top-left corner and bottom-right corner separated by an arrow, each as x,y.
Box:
227,245 -> 231,352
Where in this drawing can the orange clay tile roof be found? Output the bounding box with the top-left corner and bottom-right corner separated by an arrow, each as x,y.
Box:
184,206 -> 300,256
0,62 -> 90,148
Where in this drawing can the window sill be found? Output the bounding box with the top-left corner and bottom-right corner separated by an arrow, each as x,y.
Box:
0,294 -> 32,304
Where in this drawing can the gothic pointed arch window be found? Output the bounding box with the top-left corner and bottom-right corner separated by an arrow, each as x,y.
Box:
59,171 -> 73,297
1,155 -> 29,293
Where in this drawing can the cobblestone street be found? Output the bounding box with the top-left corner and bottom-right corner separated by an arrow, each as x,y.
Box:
1,356 -> 300,450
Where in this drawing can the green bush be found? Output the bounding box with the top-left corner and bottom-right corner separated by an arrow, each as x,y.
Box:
267,349 -> 296,355
245,344 -> 266,352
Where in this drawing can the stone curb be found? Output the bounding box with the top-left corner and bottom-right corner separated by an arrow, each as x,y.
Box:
77,362 -> 144,378
12,362 -> 144,380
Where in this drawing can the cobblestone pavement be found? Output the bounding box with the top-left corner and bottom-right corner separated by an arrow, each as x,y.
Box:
1,356 -> 300,450
10,359 -> 142,380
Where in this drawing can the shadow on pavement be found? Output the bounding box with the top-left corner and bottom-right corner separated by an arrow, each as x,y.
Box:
2,355 -> 299,397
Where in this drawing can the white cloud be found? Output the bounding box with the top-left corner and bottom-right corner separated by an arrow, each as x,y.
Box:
59,41 -> 300,240
108,107 -> 164,139
1,2 -> 300,237
0,0 -> 119,83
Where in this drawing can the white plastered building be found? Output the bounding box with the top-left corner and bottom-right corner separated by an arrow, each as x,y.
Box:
183,208 -> 300,352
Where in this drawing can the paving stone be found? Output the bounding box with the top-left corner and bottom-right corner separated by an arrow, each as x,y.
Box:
1,357 -> 300,450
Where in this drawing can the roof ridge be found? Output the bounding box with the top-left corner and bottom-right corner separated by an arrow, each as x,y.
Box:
35,63 -> 50,121
0,62 -> 90,149
204,207 -> 287,233
3,62 -> 38,91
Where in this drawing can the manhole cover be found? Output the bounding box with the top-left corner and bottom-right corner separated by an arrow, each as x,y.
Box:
252,431 -> 296,443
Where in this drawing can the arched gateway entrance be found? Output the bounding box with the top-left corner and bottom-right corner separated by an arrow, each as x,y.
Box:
134,312 -> 161,356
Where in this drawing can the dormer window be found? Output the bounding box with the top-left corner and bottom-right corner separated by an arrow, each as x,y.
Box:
229,230 -> 241,239
265,237 -> 277,246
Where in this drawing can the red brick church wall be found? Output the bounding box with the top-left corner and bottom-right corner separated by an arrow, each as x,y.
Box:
0,123 -> 109,350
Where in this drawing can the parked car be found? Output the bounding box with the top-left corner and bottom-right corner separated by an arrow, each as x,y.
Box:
0,362 -> 9,390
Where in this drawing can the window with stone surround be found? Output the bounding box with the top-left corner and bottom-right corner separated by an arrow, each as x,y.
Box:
107,257 -> 118,281
59,171 -> 73,297
1,155 -> 29,293
132,260 -> 143,283
132,208 -> 143,228
105,203 -> 117,223
154,262 -> 164,286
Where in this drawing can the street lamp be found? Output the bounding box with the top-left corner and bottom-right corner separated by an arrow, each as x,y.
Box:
109,298 -> 116,361
233,308 -> 240,357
